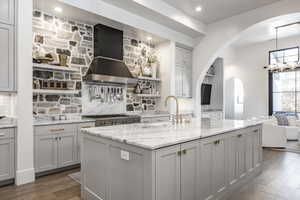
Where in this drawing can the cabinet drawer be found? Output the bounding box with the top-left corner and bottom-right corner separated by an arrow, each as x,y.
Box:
35,124 -> 76,135
0,128 -> 14,139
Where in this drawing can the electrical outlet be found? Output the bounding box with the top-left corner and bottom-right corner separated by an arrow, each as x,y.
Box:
121,150 -> 130,161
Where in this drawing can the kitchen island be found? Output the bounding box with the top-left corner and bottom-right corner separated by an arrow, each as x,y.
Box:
81,119 -> 263,200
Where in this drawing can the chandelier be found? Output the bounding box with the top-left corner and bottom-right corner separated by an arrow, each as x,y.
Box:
264,22 -> 300,72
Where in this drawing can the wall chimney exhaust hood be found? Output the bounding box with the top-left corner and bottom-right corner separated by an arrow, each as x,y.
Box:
83,24 -> 137,84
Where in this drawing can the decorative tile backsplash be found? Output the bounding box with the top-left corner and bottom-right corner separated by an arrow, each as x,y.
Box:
32,10 -> 159,116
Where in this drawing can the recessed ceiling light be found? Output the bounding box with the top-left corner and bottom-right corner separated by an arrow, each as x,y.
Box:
147,36 -> 152,41
54,7 -> 63,13
195,6 -> 202,12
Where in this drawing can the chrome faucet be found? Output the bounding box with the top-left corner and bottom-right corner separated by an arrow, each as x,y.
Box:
165,96 -> 182,124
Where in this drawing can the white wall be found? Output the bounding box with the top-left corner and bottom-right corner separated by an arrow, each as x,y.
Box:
223,34 -> 300,119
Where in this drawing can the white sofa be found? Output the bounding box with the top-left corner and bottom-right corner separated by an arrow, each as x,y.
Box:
262,117 -> 299,148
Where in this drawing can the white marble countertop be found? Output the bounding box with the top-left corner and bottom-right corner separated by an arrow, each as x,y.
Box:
82,119 -> 263,150
34,117 -> 96,126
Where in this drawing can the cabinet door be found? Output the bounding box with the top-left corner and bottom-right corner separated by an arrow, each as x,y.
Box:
156,145 -> 181,200
245,131 -> 254,173
227,134 -> 238,186
0,0 -> 14,25
199,137 -> 227,200
212,138 -> 227,196
0,23 -> 14,91
58,132 -> 77,168
35,134 -> 58,173
0,138 -> 14,181
237,133 -> 246,179
181,141 -> 199,200
253,128 -> 262,169
199,139 -> 214,200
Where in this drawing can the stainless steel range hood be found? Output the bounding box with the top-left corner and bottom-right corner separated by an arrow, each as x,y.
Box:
83,24 -> 138,85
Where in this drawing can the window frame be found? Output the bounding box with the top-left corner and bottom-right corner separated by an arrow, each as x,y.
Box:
268,47 -> 300,115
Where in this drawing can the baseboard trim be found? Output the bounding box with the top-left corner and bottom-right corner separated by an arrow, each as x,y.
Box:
36,164 -> 80,178
0,179 -> 14,187
16,168 -> 35,186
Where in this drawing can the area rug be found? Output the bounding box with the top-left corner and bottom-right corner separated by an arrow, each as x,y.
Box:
69,172 -> 81,184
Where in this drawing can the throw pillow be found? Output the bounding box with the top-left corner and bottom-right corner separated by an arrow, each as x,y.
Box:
274,114 -> 289,126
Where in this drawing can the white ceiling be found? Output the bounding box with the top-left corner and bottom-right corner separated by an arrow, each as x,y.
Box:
161,0 -> 281,24
233,13 -> 300,47
33,0 -> 167,45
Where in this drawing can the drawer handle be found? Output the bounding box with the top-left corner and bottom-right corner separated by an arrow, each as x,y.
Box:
50,128 -> 65,132
182,149 -> 187,155
81,126 -> 92,129
0,133 -> 5,137
237,134 -> 243,138
214,140 -> 220,145
253,130 -> 259,133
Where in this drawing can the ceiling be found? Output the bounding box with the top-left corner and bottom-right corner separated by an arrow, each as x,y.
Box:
233,13 -> 300,47
161,0 -> 281,24
33,0 -> 167,45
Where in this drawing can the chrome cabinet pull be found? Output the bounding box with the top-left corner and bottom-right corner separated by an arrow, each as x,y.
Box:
81,126 -> 92,129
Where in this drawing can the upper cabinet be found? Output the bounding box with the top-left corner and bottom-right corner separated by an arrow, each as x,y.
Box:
0,0 -> 15,25
175,46 -> 192,98
0,23 -> 15,92
0,0 -> 16,92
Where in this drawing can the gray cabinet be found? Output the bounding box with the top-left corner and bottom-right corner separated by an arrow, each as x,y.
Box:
0,0 -> 14,25
34,124 -> 78,173
175,46 -> 192,98
156,141 -> 199,200
0,128 -> 15,182
180,141 -> 199,200
0,23 -> 15,92
199,136 -> 227,200
156,145 -> 181,200
35,134 -> 58,173
58,132 -> 77,168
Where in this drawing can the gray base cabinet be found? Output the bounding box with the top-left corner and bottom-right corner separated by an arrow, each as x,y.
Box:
82,125 -> 262,200
34,122 -> 95,174
0,128 -> 15,182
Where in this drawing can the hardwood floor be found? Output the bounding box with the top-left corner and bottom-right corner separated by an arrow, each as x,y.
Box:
231,149 -> 300,200
0,169 -> 80,200
1,150 -> 300,200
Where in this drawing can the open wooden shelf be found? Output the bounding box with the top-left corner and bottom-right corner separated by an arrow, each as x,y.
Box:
33,63 -> 79,73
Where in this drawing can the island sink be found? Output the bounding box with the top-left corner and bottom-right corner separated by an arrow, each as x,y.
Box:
80,119 -> 263,200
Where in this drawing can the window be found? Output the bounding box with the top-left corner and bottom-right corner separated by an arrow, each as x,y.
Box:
269,47 -> 300,115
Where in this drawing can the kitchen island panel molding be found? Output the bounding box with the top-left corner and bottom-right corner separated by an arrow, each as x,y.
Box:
81,121 -> 263,200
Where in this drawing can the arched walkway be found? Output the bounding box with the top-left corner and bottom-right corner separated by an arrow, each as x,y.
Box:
193,2 -> 300,117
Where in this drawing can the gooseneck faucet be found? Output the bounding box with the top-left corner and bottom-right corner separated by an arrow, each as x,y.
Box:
165,96 -> 182,124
